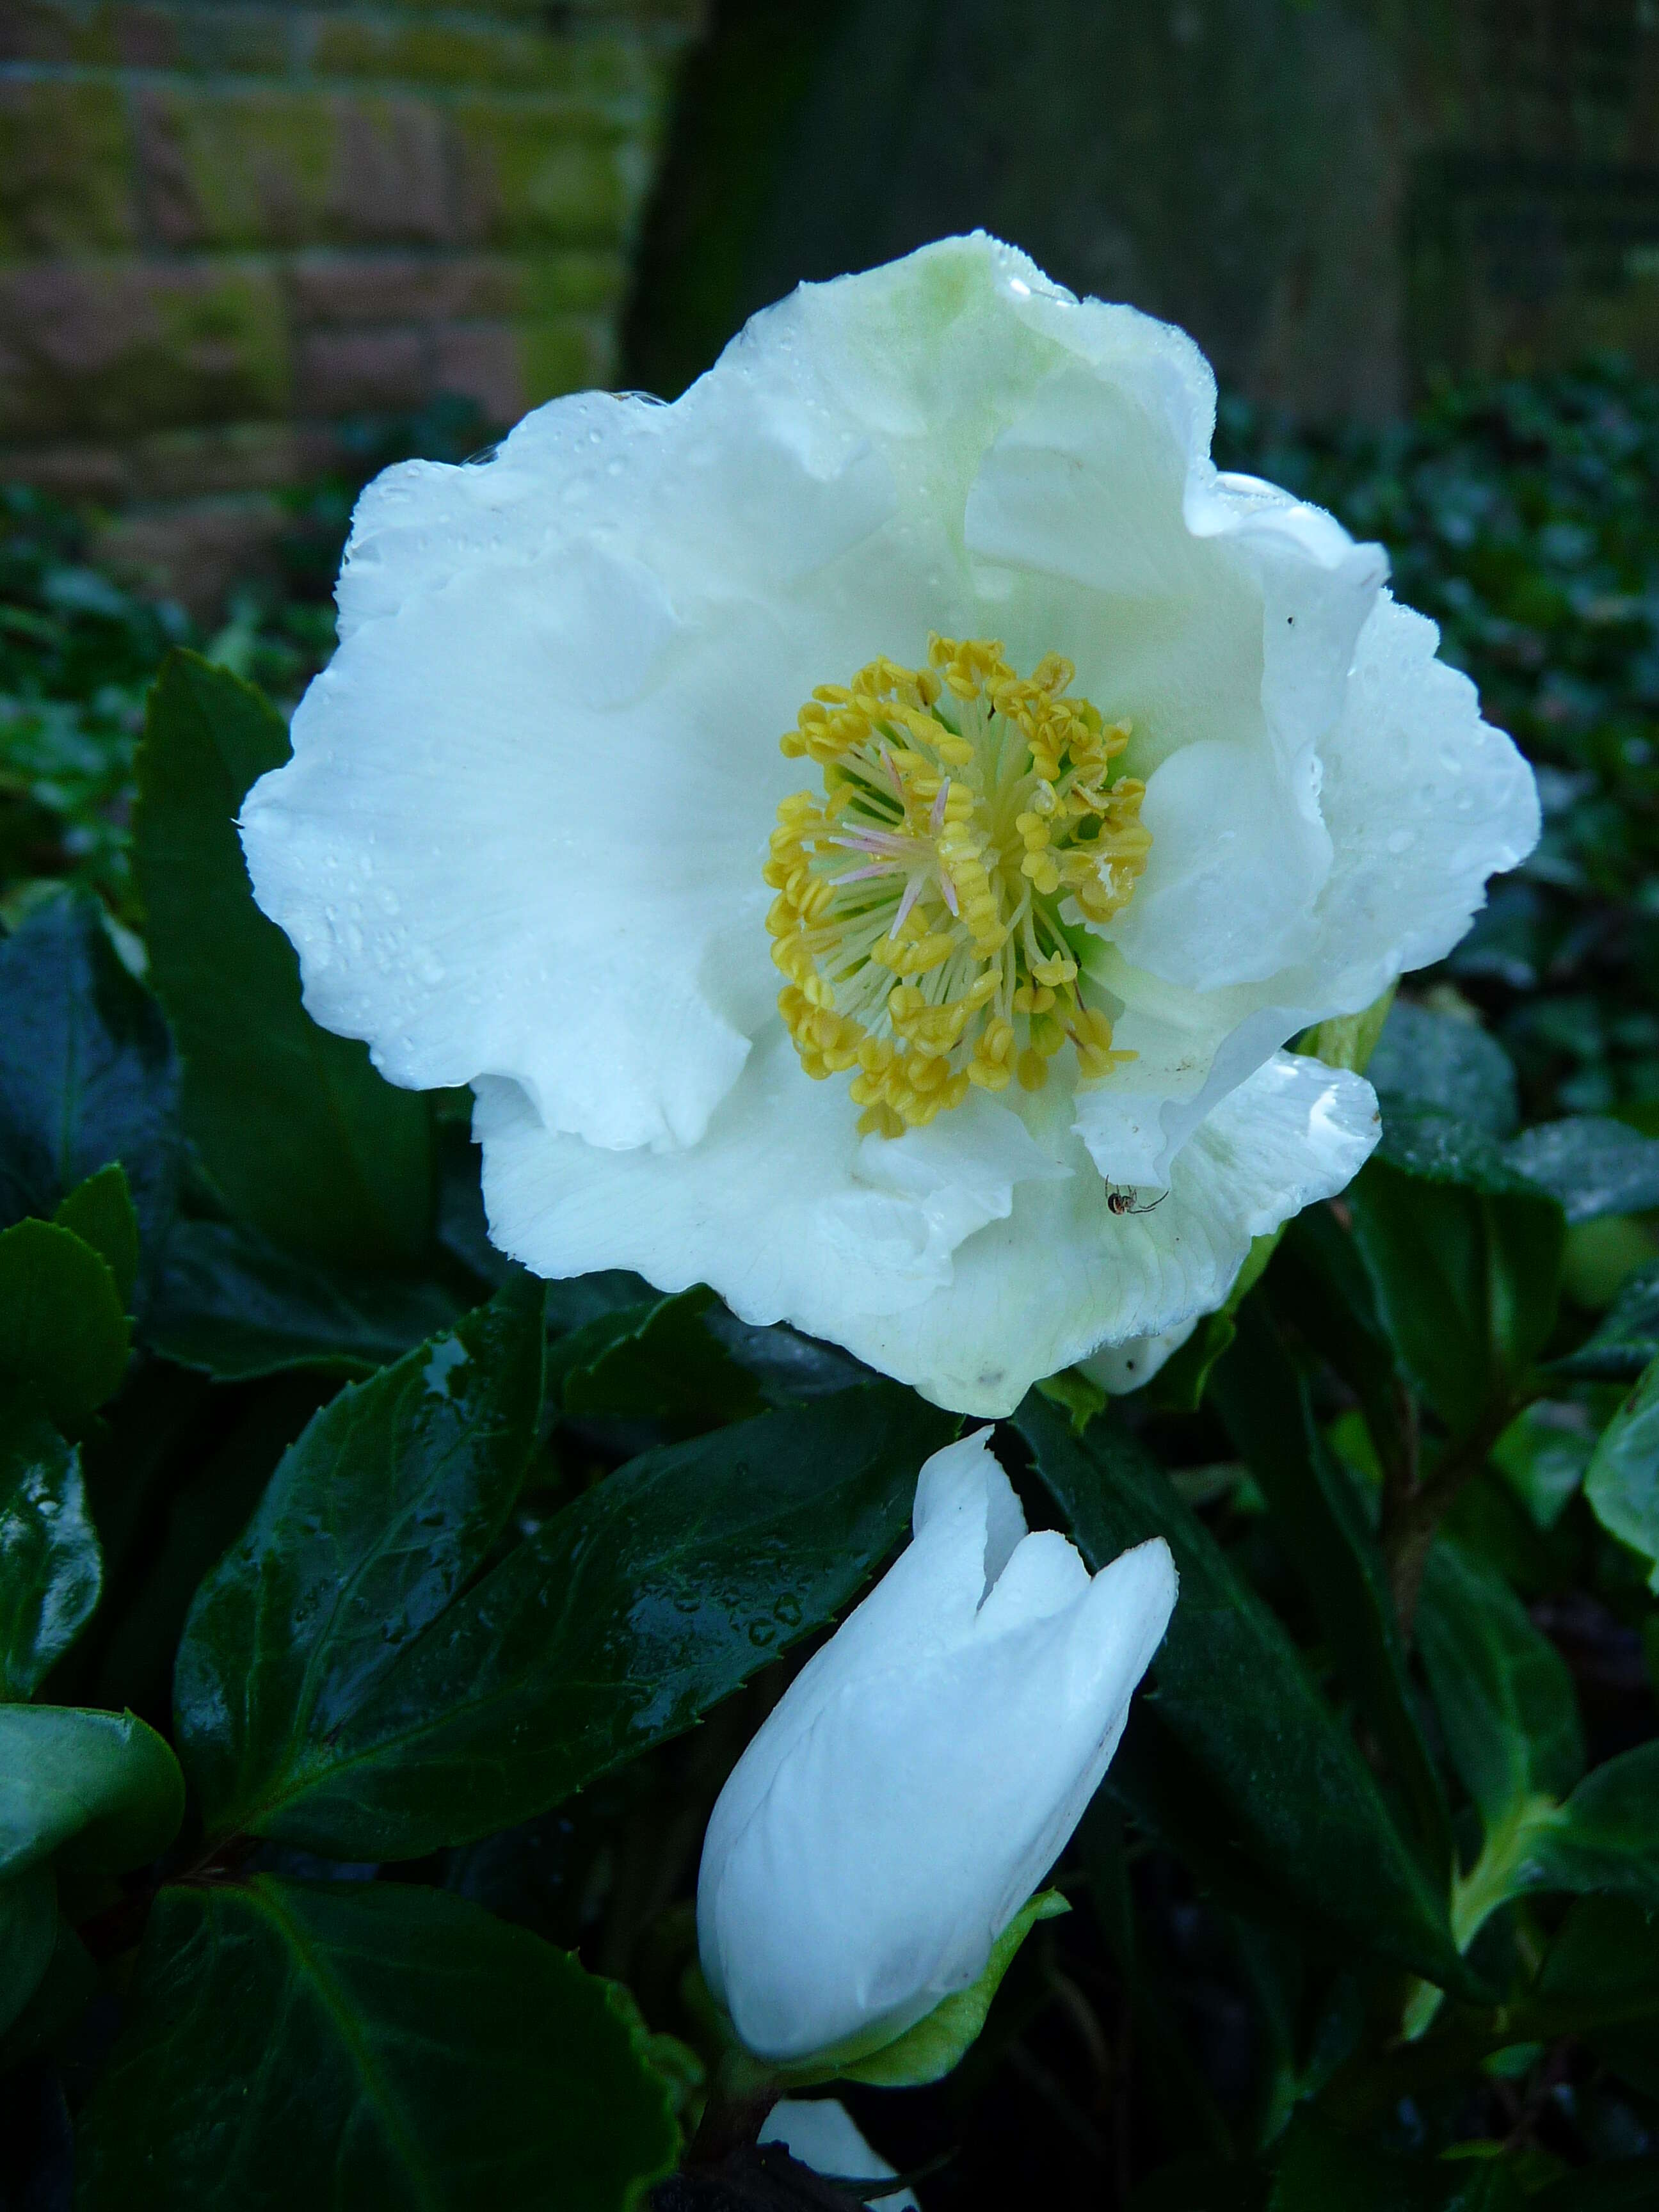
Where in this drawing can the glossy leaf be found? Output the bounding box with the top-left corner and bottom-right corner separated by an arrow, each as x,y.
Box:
0,1704 -> 182,1889
1583,1358 -> 1659,1589
1554,1260 -> 1659,1382
703,1311 -> 871,1407
0,1412 -> 100,1699
52,1163 -> 139,1311
0,894 -> 178,1274
0,1864 -> 56,2037
176,1275 -> 547,1845
135,652 -> 432,1270
1366,1000 -> 1519,1137
148,1217 -> 461,1382
1016,1396 -> 1471,1992
1211,1304 -> 1450,1875
1416,1538 -> 1584,1829
76,1877 -> 680,2212
1348,1123 -> 1564,1441
552,1284 -> 764,1430
218,1385 -> 952,1860
1507,1117 -> 1659,1224
0,1217 -> 129,1434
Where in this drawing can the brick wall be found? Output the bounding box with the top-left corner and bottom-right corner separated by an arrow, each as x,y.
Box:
0,0 -> 703,605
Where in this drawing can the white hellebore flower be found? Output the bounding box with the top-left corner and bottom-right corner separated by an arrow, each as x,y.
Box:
240,232 -> 1539,1417
696,1432 -> 1176,2067
760,2100 -> 918,2210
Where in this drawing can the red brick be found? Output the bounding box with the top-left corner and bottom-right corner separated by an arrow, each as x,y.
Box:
327,98 -> 453,244
431,323 -> 526,427
0,259 -> 290,442
137,89 -> 454,251
129,420 -> 344,499
289,252 -> 524,326
0,440 -> 134,500
296,327 -> 430,415
0,82 -> 136,254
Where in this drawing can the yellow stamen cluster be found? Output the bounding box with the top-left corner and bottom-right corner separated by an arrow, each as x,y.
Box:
765,637 -> 1151,1136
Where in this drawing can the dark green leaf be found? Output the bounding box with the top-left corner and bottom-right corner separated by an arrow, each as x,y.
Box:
0,1217 -> 129,1434
135,652 -> 432,1269
552,1285 -> 764,1431
220,1385 -> 952,1860
1523,1742 -> 1659,1907
88,1377 -> 327,1728
0,1412 -> 100,1699
0,1864 -> 56,2036
1489,1400 -> 1598,1531
1212,1304 -> 1450,1875
1348,1137 -> 1564,1441
1553,1260 -> 1659,1381
1147,1311 -> 1236,1415
703,1311 -> 871,1406
1416,1539 -> 1584,1829
1130,2162 -> 1268,2212
1366,1001 -> 1519,1137
176,1275 -> 547,1846
1507,1117 -> 1659,1224
52,1163 -> 139,1311
1016,1396 -> 1471,1992
1078,1797 -> 1235,2162
148,1217 -> 461,1381
0,1909 -> 95,2071
1537,1898 -> 1659,2100
1269,2113 -> 1520,2211
76,1877 -> 680,2212
1532,2166 -> 1659,2212
1373,1107 -> 1535,1193
0,894 -> 178,1277
1538,1895 -> 1659,2020
1583,1358 -> 1659,1589
0,1705 -> 182,1891
1272,1203 -> 1413,1484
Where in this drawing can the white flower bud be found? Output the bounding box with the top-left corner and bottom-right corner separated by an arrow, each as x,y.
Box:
696,1432 -> 1176,2065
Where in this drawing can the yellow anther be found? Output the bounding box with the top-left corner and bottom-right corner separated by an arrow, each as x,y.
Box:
767,641 -> 1150,1133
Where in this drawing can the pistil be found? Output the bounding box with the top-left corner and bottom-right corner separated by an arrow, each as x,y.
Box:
765,637 -> 1151,1136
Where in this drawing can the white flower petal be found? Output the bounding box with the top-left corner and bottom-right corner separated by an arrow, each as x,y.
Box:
241,230 -> 1534,1415
699,1439 -> 1177,2062
476,1041 -> 1375,1416
760,2101 -> 916,2210
1082,1317 -> 1199,1395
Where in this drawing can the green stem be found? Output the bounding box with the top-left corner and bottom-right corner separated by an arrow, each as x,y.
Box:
684,2046 -> 781,2163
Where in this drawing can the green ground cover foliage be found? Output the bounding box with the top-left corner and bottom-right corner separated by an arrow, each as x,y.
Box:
2,364 -> 1658,2208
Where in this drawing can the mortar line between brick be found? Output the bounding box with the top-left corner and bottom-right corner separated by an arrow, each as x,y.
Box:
0,67 -> 657,131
